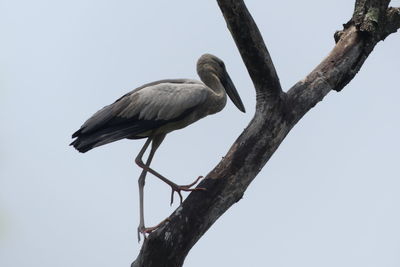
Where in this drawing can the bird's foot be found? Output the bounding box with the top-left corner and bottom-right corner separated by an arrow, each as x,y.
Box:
137,218 -> 170,242
170,176 -> 206,205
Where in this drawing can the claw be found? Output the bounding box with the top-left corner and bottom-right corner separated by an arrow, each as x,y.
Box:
169,176 -> 206,205
137,218 -> 170,242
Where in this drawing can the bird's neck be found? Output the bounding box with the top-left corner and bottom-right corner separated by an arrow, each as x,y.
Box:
199,71 -> 225,96
199,71 -> 227,114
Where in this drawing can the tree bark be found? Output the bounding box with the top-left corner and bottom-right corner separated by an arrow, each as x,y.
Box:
131,1 -> 400,266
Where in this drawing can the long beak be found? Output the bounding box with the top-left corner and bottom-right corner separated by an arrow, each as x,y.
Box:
221,71 -> 246,113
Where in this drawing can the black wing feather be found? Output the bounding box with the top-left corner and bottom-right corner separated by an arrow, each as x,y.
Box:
70,107 -> 196,153
70,79 -> 205,153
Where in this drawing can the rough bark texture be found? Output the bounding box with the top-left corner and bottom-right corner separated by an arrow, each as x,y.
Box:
131,1 -> 399,266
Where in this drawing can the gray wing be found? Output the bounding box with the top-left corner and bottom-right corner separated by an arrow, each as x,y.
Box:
116,80 -> 208,120
76,79 -> 207,134
71,79 -> 208,152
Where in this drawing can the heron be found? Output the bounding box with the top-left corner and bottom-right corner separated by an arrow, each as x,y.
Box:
70,53 -> 246,240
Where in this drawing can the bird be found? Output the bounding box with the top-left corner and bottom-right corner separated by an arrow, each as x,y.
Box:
70,53 -> 246,240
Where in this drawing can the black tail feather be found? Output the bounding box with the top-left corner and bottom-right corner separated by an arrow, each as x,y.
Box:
69,138 -> 96,153
70,122 -> 156,153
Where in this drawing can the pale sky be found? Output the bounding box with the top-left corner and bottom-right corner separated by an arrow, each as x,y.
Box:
1,1 -> 400,267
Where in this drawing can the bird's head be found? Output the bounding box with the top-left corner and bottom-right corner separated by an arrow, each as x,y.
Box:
197,54 -> 246,113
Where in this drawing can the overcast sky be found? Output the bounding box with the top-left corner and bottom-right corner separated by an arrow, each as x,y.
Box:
1,1 -> 400,266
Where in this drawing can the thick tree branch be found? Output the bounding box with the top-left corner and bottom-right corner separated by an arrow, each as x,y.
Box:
131,1 -> 399,266
287,26 -> 368,118
287,1 -> 399,119
217,0 -> 283,101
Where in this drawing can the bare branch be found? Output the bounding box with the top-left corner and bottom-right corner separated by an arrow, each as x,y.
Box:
131,1 -> 399,266
216,0 -> 282,102
287,26 -> 369,117
287,0 -> 398,119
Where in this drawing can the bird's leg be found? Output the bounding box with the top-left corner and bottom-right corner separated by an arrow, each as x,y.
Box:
136,137 -> 152,242
138,168 -> 170,241
136,135 -> 171,241
135,136 -> 205,206
137,169 -> 146,241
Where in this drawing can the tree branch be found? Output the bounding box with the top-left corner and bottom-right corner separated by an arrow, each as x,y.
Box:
287,0 -> 399,119
131,1 -> 399,266
287,25 -> 368,118
216,0 -> 283,101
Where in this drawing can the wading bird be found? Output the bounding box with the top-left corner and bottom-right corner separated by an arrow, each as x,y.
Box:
70,54 -> 246,240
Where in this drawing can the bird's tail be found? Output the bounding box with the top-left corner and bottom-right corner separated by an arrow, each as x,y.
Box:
70,132 -> 116,153
70,124 -> 147,153
70,136 -> 100,153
